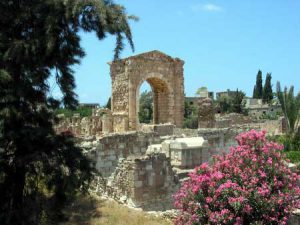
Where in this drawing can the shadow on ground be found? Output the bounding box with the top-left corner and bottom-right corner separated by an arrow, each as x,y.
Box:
61,195 -> 103,225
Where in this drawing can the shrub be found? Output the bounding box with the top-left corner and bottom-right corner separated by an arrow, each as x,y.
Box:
174,130 -> 300,225
273,135 -> 300,152
285,151 -> 300,164
55,106 -> 93,118
183,115 -> 198,129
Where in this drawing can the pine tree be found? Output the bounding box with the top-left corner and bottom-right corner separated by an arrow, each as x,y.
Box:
262,73 -> 273,104
253,70 -> 263,99
0,1 -> 135,224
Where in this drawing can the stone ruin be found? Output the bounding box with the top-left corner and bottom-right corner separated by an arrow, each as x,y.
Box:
55,108 -> 113,137
53,50 -> 291,216
83,128 -> 212,211
55,50 -> 185,137
110,50 -> 184,132
198,97 -> 215,128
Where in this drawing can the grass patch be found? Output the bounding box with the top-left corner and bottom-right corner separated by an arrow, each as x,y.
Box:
284,151 -> 300,164
60,195 -> 173,225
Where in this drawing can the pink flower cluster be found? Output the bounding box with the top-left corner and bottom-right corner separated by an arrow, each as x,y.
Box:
174,130 -> 300,225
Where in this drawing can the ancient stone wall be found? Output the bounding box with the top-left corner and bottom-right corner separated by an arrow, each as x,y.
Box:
198,128 -> 239,157
215,113 -> 253,128
105,153 -> 179,210
54,115 -> 102,137
84,132 -> 162,177
139,123 -> 175,136
84,131 -> 211,210
173,128 -> 199,137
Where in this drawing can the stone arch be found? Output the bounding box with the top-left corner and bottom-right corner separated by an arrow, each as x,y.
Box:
135,73 -> 174,127
109,50 -> 184,132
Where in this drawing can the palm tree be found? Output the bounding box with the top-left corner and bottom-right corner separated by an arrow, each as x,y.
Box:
276,82 -> 300,136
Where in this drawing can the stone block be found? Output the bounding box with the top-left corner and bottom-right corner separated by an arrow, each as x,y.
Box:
169,137 -> 209,168
104,161 -> 112,167
148,176 -> 154,186
133,147 -> 140,154
108,154 -> 117,160
146,164 -> 153,171
134,180 -> 143,188
170,137 -> 208,149
118,143 -> 125,149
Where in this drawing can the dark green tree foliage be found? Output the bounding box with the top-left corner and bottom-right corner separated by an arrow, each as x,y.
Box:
253,70 -> 263,98
276,82 -> 300,136
55,105 -> 93,117
252,86 -> 257,99
231,89 -> 246,114
0,0 -> 134,224
218,96 -> 231,114
138,90 -> 153,124
183,100 -> 198,129
263,73 -> 273,104
217,90 -> 246,114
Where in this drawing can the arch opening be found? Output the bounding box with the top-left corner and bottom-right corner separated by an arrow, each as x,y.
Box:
136,77 -> 170,127
138,82 -> 153,124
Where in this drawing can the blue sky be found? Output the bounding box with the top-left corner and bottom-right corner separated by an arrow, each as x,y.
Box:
56,0 -> 300,105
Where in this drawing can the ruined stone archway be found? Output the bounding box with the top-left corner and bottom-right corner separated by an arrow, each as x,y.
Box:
109,50 -> 184,132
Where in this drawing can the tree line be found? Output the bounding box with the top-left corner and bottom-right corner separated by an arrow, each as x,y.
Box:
252,70 -> 273,104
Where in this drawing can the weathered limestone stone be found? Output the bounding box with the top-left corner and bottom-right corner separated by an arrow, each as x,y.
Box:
104,153 -> 179,210
102,113 -> 113,134
288,209 -> 300,225
198,128 -> 239,157
54,115 -> 102,137
146,144 -> 162,154
113,113 -> 129,132
84,132 -> 162,177
166,137 -> 209,169
198,97 -> 215,128
140,123 -> 175,136
110,50 -> 184,132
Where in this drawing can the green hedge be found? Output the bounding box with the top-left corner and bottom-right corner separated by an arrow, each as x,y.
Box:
55,106 -> 93,118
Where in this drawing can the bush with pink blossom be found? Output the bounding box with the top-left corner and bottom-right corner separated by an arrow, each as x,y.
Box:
174,130 -> 300,225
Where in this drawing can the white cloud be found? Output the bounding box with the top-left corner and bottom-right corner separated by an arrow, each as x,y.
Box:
191,3 -> 223,12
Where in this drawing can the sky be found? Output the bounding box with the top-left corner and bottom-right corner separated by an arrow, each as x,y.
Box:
53,0 -> 300,105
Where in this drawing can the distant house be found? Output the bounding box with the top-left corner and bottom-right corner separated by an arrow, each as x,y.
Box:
216,89 -> 236,99
186,86 -> 213,109
185,87 -> 214,108
185,97 -> 200,106
243,97 -> 281,118
196,87 -> 214,99
79,103 -> 100,108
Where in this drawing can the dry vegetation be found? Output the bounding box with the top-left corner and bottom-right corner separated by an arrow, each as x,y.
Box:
60,195 -> 173,225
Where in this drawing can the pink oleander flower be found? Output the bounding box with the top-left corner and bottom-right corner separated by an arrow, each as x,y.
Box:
174,130 -> 300,225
